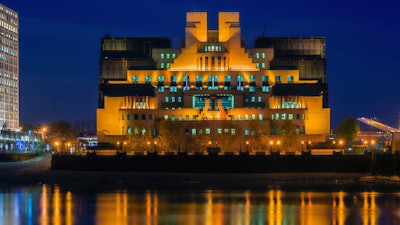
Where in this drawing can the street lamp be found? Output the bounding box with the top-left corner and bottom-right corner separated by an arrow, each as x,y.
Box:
67,142 -> 71,154
301,141 -> 304,151
269,141 -> 273,152
123,141 -> 126,152
339,140 -> 343,151
371,140 -> 376,175
246,141 -> 249,152
55,142 -> 59,152
154,141 -> 157,153
147,141 -> 150,152
117,141 -> 120,151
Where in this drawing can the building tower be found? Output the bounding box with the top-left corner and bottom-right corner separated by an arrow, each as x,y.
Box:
0,4 -> 18,130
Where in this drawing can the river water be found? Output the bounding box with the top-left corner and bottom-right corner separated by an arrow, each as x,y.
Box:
1,185 -> 400,225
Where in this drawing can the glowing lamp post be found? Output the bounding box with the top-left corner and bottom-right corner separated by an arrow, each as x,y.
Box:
277,141 -> 281,152
269,141 -> 273,152
154,141 -> 157,153
55,142 -> 59,152
246,141 -> 249,152
147,141 -> 151,152
301,141 -> 304,151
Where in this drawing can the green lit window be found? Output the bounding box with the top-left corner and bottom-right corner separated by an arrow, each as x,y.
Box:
166,53 -> 170,59
172,53 -> 176,58
256,53 -> 260,59
161,53 -> 164,58
217,128 -> 222,134
262,53 -> 266,58
256,63 -> 259,68
145,76 -> 152,83
127,126 -> 131,135
252,114 -> 256,120
185,115 -> 189,120
282,113 -> 286,120
127,114 -> 131,120
160,63 -> 164,69
275,76 -> 282,83
259,114 -> 263,120
166,63 -> 170,68
178,115 -> 182,120
289,114 -> 293,120
275,113 -> 279,120
205,128 -> 210,134
164,115 -> 168,120
245,114 -> 249,120
191,129 -> 196,135
171,115 -> 175,121
262,63 -> 266,68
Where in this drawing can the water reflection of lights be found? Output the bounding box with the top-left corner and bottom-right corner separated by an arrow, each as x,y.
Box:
0,187 -> 390,225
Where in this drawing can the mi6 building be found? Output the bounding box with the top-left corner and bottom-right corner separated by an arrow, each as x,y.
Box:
97,12 -> 330,153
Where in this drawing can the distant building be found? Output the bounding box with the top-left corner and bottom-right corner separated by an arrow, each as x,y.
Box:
97,12 -> 330,152
0,3 -> 18,130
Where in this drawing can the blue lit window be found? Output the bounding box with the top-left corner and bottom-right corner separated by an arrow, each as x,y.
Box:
165,97 -> 169,102
288,75 -> 294,83
171,97 -> 175,102
158,76 -> 164,82
132,76 -> 139,83
145,76 -> 152,83
250,86 -> 256,92
170,86 -> 177,92
251,96 -> 255,102
178,97 -> 182,102
192,129 -> 196,135
127,114 -> 131,120
262,86 -> 269,93
258,96 -> 262,102
158,86 -> 164,92
275,76 -> 282,83
245,128 -> 249,136
127,126 -> 131,134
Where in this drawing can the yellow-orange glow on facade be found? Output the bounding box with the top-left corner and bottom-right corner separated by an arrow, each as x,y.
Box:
97,12 -> 330,152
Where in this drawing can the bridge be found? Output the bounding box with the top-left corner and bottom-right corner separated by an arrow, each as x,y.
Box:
358,117 -> 400,151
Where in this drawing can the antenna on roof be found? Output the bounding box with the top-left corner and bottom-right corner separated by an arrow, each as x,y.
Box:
261,21 -> 268,38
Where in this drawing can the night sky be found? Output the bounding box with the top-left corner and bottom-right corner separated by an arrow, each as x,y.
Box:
2,0 -> 400,129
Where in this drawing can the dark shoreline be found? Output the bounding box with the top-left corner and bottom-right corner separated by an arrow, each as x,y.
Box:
1,154 -> 400,191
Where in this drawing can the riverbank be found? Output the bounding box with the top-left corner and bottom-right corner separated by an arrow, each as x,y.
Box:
1,154 -> 400,191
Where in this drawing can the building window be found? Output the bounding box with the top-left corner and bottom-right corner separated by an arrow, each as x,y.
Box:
122,114 -> 124,120
170,86 -> 177,92
158,75 -> 164,81
185,115 -> 189,120
192,129 -> 196,135
252,114 -> 256,120
161,53 -> 164,58
178,97 -> 182,102
296,126 -> 300,134
256,63 -> 259,68
259,114 -> 263,120
171,97 -> 175,102
164,115 -> 168,120
122,126 -> 125,135
238,114 -> 242,120
271,114 -> 274,120
208,76 -> 218,90
256,53 -> 260,59
245,128 -> 249,136
132,76 -> 139,83
250,86 -> 256,92
145,76 -> 152,83
127,126 -> 131,135
160,63 -> 164,69
166,63 -> 170,68
149,114 -> 153,120
231,129 -> 235,135
171,115 -> 175,121
158,86 -> 164,92
262,86 -> 269,93
172,53 -> 176,58
288,75 -> 294,83
206,128 -> 210,135
262,63 -> 266,69
275,113 -> 279,120
134,114 -> 139,120
302,114 -> 306,120
127,114 -> 131,120
178,115 -> 182,120
288,114 -> 293,120
282,113 -> 286,120
217,128 -> 222,134
142,114 -> 146,120
166,53 -> 170,59
275,76 -> 282,83
258,96 -> 262,102
296,114 -> 300,120
196,76 -> 202,90
245,114 -> 249,120
237,75 -> 244,91
183,75 -> 190,91
165,97 -> 169,102
262,53 -> 266,58
251,96 -> 255,102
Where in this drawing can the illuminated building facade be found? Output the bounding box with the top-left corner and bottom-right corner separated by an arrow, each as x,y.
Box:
97,12 -> 330,152
0,4 -> 18,130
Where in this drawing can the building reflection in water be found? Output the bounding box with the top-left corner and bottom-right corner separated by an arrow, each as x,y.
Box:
0,185 -> 398,225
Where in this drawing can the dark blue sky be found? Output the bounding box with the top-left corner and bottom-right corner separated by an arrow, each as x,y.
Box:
3,0 -> 400,129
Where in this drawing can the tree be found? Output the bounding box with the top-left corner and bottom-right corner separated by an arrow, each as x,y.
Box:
48,121 -> 78,152
281,120 -> 298,152
336,117 -> 360,146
